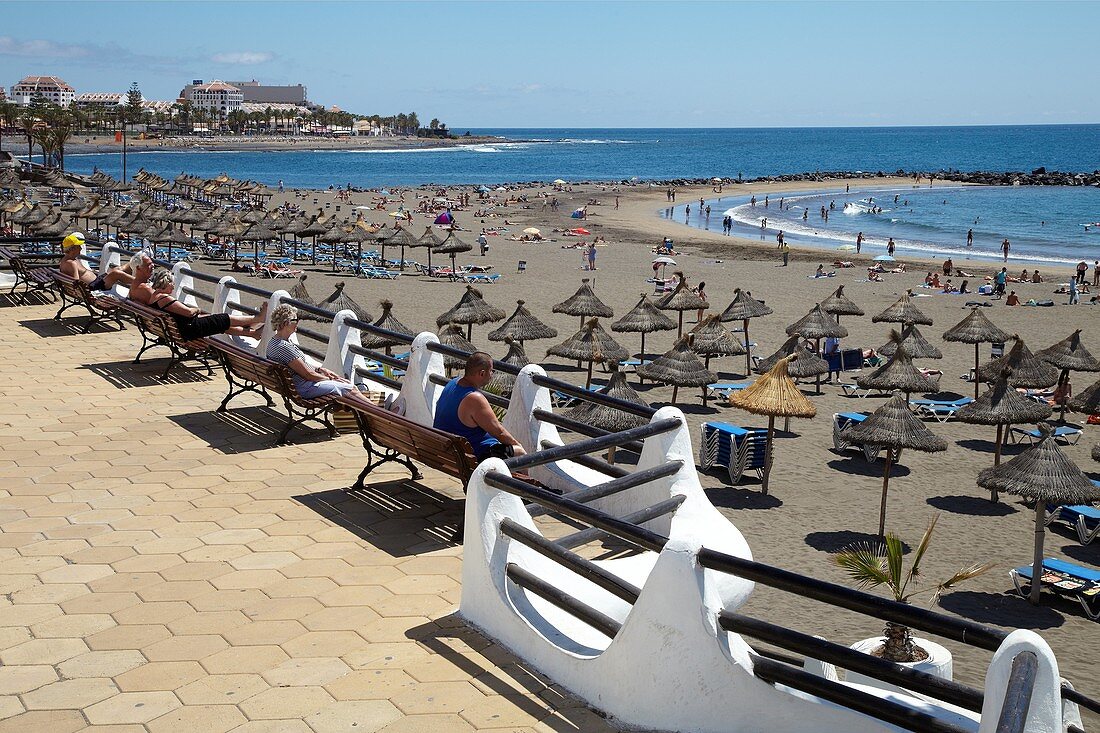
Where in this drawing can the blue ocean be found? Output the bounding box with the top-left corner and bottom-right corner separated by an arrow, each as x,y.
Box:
60,125 -> 1100,263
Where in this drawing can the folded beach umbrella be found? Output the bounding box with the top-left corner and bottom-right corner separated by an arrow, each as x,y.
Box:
637,334 -> 716,406
976,337 -> 1058,388
488,300 -> 558,345
657,272 -> 709,337
689,314 -> 746,371
437,322 -> 478,372
553,278 -> 615,331
487,337 -> 531,398
719,288 -> 773,376
611,292 -> 676,360
820,285 -> 865,323
943,307 -> 1012,397
547,317 -> 629,389
321,282 -> 372,322
957,367 -> 1053,481
786,304 -> 847,393
1036,330 -> 1100,420
976,423 -> 1100,604
436,284 -> 506,340
856,331 -> 938,402
730,354 -> 816,495
877,324 -> 943,360
872,291 -> 933,326
566,363 -> 648,464
432,230 -> 473,278
840,393 -> 947,536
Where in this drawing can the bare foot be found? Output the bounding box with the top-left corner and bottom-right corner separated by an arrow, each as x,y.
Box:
252,301 -> 269,326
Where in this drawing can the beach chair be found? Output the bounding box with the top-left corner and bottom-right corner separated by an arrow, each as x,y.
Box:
838,383 -> 883,398
517,260 -> 527,273
699,422 -> 768,484
706,382 -> 750,400
1009,558 -> 1100,620
910,397 -> 974,423
1009,425 -> 1082,446
831,412 -> 882,461
1046,499 -> 1100,545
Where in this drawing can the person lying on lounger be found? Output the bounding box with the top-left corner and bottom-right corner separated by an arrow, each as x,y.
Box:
58,232 -> 136,292
148,268 -> 267,340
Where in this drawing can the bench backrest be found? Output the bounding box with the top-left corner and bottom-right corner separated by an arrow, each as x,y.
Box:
116,298 -> 197,347
347,401 -> 476,483
208,339 -> 330,408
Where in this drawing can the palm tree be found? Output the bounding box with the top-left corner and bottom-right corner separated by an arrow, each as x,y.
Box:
834,515 -> 992,663
0,100 -> 20,152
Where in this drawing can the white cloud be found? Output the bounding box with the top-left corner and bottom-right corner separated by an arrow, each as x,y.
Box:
211,51 -> 273,65
0,36 -> 90,58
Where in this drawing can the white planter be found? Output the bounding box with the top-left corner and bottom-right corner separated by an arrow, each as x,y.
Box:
844,636 -> 953,696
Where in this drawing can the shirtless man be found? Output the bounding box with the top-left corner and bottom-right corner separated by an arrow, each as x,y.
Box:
127,253 -> 155,304
58,232 -> 136,292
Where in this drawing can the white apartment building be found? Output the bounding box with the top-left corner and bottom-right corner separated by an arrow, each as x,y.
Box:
74,92 -> 125,111
186,80 -> 243,115
10,76 -> 76,107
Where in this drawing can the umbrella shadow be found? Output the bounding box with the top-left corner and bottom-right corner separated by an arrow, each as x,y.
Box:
805,530 -> 911,554
937,590 -> 1064,630
926,495 -> 1018,517
1059,543 -> 1100,565
827,457 -> 911,479
955,438 -> 1027,457
704,487 -> 782,510
660,401 -> 722,415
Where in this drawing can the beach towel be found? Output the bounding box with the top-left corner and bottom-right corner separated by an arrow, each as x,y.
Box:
964,301 -> 993,307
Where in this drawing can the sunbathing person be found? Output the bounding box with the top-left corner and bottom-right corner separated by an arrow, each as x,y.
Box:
1005,290 -> 1020,306
58,232 -> 135,291
126,254 -> 155,304
148,268 -> 267,339
1031,269 -> 1042,283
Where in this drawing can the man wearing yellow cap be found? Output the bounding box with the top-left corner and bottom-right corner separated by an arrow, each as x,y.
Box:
58,232 -> 136,292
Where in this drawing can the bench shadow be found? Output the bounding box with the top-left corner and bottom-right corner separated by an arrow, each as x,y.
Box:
826,457 -> 911,479
18,317 -> 100,338
704,486 -> 783,510
295,480 -> 463,555
166,405 -> 334,453
926,494 -> 1018,517
937,590 -> 1065,630
79,360 -> 210,389
805,530 -> 911,555
408,616 -> 604,727
0,292 -> 54,308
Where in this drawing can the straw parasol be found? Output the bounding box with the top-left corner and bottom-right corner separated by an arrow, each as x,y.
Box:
857,332 -> 937,402
729,355 -> 816,495
553,278 -> 614,330
689,314 -> 746,370
320,282 -> 372,322
877,324 -> 943,360
956,368 -> 1053,487
437,322 -> 477,372
611,292 -> 676,359
1093,443 -> 1100,463
289,275 -> 325,321
976,423 -> 1100,603
943,308 -> 1012,397
657,272 -> 709,336
1036,329 -> 1100,422
719,288 -> 773,376
786,304 -> 847,393
976,337 -> 1059,388
566,363 -> 649,464
1068,376 -> 1100,417
362,299 -> 415,353
414,226 -> 444,271
820,285 -> 864,323
546,317 -> 629,389
840,393 -> 948,535
487,337 -> 530,397
380,225 -> 418,271
432,230 -> 473,278
488,300 -> 558,345
636,334 -> 717,405
872,291 -> 933,326
436,285 -> 506,340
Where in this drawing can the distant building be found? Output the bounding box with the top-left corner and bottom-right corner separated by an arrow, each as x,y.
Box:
186,80 -> 243,115
0,86 -> 6,102
10,76 -> 75,107
227,80 -> 307,105
75,92 -> 125,111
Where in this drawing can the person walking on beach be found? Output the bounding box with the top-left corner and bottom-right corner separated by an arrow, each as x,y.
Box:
776,230 -> 785,249
750,195 -> 756,207
693,281 -> 707,321
1068,277 -> 1080,305
994,267 -> 1008,298
856,232 -> 863,254
478,231 -> 488,257
887,238 -> 896,256
1093,260 -> 1100,287
780,241 -> 790,267
1075,260 -> 1088,285
1001,238 -> 1010,261
586,242 -> 597,271
966,228 -> 973,248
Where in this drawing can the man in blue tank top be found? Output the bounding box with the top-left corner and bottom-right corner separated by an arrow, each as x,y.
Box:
433,352 -> 526,462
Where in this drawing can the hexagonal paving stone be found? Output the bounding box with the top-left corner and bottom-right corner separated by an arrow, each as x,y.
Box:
280,631 -> 367,659
85,691 -> 182,725
0,638 -> 89,665
0,665 -> 58,695
323,669 -> 417,701
222,619 -> 307,647
140,634 -> 229,662
304,700 -> 402,733
201,645 -> 289,675
22,678 -> 119,710
237,685 -> 334,720
146,703 -> 247,733
115,662 -> 206,692
261,657 -> 352,688
175,673 -> 269,706
57,650 -> 146,679
0,710 -> 86,733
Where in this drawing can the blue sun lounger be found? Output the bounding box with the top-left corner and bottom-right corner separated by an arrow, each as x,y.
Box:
699,422 -> 768,484
1009,425 -> 1083,446
1046,484 -> 1100,545
706,382 -> 751,400
1010,558 -> 1100,620
910,397 -> 974,423
831,412 -> 881,461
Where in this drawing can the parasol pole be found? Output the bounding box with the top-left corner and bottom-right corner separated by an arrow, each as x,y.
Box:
878,450 -> 894,536
1030,503 -> 1044,604
400,244 -> 406,271
671,384 -> 679,404
761,415 -> 775,495
743,318 -> 752,376
991,424 -> 1003,501
974,343 -> 981,399
585,359 -> 594,390
677,310 -> 684,337
814,337 -> 822,395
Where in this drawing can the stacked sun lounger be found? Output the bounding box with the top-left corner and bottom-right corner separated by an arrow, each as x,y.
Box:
1010,558 -> 1100,621
831,412 -> 886,461
911,397 -> 974,422
1046,502 -> 1100,546
699,422 -> 768,484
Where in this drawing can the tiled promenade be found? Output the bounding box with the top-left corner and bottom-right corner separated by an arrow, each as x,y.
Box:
0,301 -> 613,732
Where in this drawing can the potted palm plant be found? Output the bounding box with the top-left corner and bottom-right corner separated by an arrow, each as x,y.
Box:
834,514 -> 993,690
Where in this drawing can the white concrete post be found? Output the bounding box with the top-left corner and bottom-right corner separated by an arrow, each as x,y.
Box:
171,261 -> 196,307
98,240 -> 120,275
323,309 -> 360,379
399,331 -> 445,427
978,630 -> 1063,733
257,289 -> 291,358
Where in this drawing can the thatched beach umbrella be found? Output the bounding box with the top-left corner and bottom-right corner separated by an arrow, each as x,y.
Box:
362,299 -> 415,354
1068,377 -> 1100,417
857,332 -> 937,402
432,230 -> 473,278
1037,329 -> 1100,422
546,317 -> 628,389
321,282 -> 372,322
956,368 -> 1053,486
288,275 -> 324,322
820,285 -> 864,323
637,334 -> 716,405
786,304 -> 847,394
976,337 -> 1059,388
657,272 -> 708,337
878,324 -> 943,360
719,288 -> 773,376
487,337 -> 530,398
566,363 -> 648,464
415,226 -> 444,271
729,355 -> 816,495
1093,443 -> 1100,463
154,225 -> 192,262
611,292 -> 676,359
382,225 -> 418,271
976,423 -> 1100,604
437,322 -> 477,372
436,284 -> 506,340
872,291 -> 933,326
943,307 -> 1012,398
488,300 -> 558,345
840,393 -> 948,535
689,314 -> 746,370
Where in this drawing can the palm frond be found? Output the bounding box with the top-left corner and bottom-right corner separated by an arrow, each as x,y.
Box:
834,545 -> 891,589
905,514 -> 940,590
884,533 -> 905,595
927,562 -> 996,607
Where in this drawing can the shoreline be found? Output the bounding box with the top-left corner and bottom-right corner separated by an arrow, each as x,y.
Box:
61,133 -> 509,155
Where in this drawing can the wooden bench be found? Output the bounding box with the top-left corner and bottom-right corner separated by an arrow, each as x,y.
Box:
50,271 -> 126,333
334,395 -> 476,493
206,339 -> 338,445
113,298 -> 217,379
1,246 -> 57,304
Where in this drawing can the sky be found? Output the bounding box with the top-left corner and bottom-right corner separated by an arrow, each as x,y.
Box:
2,1 -> 1097,129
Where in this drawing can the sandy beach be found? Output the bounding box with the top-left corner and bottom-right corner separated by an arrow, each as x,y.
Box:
150,175 -> 1099,698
